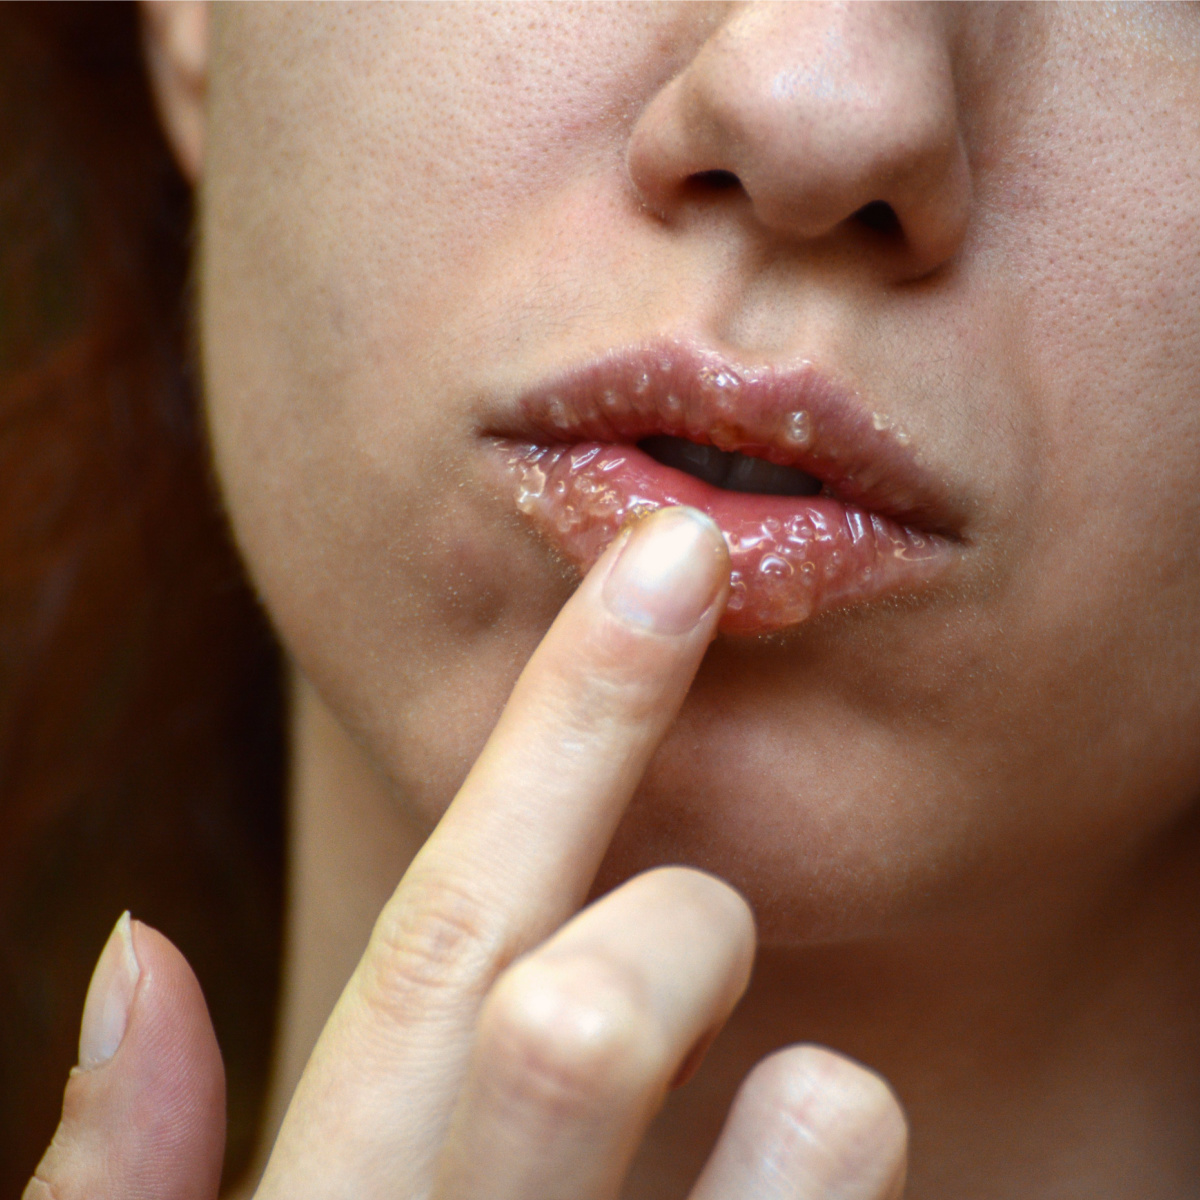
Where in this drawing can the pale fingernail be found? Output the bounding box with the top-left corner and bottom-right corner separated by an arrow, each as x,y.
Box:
602,507 -> 728,634
78,911 -> 140,1070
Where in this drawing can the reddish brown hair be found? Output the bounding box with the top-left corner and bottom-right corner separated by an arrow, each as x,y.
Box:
0,3 -> 284,1191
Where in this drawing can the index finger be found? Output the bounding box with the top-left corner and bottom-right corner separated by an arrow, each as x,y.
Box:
259,506 -> 728,1198
410,504 -> 730,948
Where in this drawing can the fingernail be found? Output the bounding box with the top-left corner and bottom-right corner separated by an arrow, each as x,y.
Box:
78,912 -> 140,1070
602,507 -> 728,634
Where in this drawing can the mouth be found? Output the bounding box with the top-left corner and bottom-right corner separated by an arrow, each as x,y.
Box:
484,341 -> 967,635
637,435 -> 824,498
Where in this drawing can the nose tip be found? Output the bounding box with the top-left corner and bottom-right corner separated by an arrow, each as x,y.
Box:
626,2 -> 972,278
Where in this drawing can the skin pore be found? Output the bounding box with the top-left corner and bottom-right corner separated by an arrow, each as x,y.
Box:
142,3 -> 1200,1196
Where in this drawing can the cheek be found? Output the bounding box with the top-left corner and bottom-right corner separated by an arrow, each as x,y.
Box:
205,390 -> 573,807
971,8 -> 1200,518
1012,33 -> 1200,748
931,8 -> 1200,790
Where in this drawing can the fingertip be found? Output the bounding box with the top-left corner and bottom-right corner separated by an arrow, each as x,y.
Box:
760,1045 -> 909,1192
29,920 -> 226,1200
639,865 -> 757,985
124,919 -> 227,1145
600,506 -> 730,636
694,1044 -> 908,1200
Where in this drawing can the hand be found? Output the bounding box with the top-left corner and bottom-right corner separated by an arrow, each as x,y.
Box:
28,506 -> 907,1199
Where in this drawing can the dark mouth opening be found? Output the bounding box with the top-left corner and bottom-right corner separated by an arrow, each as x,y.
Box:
638,434 -> 822,498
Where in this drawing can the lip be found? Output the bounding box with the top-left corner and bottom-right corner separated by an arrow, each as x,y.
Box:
483,340 -> 967,635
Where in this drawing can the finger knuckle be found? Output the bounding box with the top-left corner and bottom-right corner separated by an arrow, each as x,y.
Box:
23,1176 -> 59,1200
477,955 -> 658,1122
22,1075 -> 96,1200
24,1131 -> 77,1200
361,875 -> 506,1022
745,1046 -> 908,1190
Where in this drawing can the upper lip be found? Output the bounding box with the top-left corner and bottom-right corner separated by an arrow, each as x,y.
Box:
482,339 -> 969,538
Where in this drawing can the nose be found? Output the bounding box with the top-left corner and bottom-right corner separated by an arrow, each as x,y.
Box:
627,2 -> 971,278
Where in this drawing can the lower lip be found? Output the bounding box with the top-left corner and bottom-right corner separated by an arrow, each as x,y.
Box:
498,441 -> 955,635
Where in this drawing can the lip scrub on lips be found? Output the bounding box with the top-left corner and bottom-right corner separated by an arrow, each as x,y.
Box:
505,441 -> 946,635
492,344 -> 961,636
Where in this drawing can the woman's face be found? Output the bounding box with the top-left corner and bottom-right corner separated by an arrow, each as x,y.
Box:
199,4 -> 1200,941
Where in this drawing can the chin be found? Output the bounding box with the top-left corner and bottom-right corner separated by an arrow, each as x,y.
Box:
580,684 -> 967,948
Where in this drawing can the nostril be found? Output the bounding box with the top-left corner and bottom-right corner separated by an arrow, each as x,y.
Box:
853,200 -> 902,237
690,169 -> 742,192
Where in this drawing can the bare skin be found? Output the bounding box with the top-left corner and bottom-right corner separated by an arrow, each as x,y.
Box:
29,4 -> 1200,1198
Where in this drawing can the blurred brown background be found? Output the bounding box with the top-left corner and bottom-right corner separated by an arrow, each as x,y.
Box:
0,5 -> 285,1192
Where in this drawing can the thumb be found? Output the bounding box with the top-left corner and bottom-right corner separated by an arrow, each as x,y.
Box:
24,913 -> 227,1200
